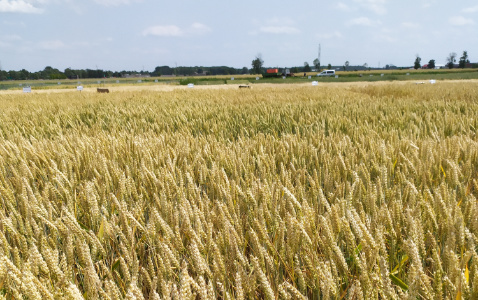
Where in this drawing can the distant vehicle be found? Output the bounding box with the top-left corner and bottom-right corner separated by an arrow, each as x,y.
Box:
317,70 -> 335,77
263,68 -> 294,78
262,68 -> 281,78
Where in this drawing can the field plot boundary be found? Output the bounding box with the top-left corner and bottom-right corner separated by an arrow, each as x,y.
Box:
1,79 -> 478,95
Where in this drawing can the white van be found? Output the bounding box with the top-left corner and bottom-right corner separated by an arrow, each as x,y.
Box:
317,70 -> 335,76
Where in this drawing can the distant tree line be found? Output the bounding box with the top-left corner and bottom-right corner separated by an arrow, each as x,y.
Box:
413,51 -> 475,69
0,65 -> 253,81
0,66 -> 140,81
151,66 -> 250,76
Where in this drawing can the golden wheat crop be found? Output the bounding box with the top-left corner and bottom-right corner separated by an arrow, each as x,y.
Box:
0,82 -> 477,299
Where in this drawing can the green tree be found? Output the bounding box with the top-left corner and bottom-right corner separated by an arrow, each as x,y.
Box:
19,69 -> 30,80
344,61 -> 349,71
327,64 -> 332,70
459,51 -> 470,68
428,59 -> 435,69
303,62 -> 311,72
414,55 -> 421,69
313,58 -> 320,71
0,70 -> 7,80
251,54 -> 264,74
447,52 -> 457,69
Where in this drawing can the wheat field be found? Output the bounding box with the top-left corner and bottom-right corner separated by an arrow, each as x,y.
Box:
0,82 -> 477,299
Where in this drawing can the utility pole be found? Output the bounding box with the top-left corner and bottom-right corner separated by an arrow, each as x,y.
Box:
318,44 -> 321,63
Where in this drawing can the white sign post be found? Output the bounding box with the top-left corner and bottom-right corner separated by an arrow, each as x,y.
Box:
23,86 -> 32,93
312,81 -> 318,86
256,77 -> 259,80
187,83 -> 194,88
77,86 -> 83,91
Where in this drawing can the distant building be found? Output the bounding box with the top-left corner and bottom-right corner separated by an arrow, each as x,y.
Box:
422,64 -> 445,69
122,73 -> 151,78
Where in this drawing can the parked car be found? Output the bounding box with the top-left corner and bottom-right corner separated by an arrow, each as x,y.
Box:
317,70 -> 335,76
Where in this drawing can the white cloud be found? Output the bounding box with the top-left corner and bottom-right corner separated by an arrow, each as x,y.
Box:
449,16 -> 475,26
143,25 -> 183,37
188,22 -> 211,35
463,5 -> 478,13
378,34 -> 397,43
316,31 -> 342,39
259,26 -> 300,34
401,22 -> 420,29
0,0 -> 43,13
93,0 -> 141,6
347,17 -> 381,26
250,17 -> 299,35
353,0 -> 387,15
335,2 -> 351,11
264,17 -> 295,26
4,34 -> 22,40
142,23 -> 211,37
38,40 -> 66,50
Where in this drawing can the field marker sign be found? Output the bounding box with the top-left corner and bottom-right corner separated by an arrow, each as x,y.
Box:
77,86 -> 83,91
187,83 -> 194,88
23,86 -> 31,93
312,81 -> 318,86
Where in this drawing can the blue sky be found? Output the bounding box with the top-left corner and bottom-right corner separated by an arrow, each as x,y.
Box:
0,0 -> 477,72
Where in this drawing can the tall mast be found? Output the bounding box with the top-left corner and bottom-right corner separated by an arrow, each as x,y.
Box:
318,44 -> 321,63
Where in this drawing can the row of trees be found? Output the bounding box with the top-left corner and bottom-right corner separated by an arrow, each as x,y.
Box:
0,67 -> 141,81
0,65 -> 252,81
414,51 -> 472,69
150,66 -> 248,76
